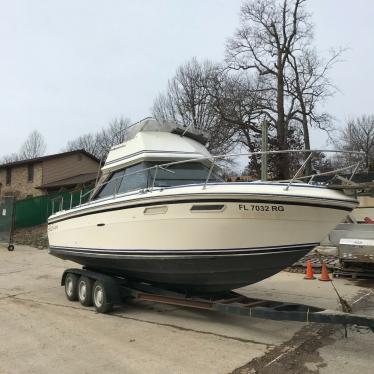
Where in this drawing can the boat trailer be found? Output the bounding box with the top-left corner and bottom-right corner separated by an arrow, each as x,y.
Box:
61,268 -> 374,331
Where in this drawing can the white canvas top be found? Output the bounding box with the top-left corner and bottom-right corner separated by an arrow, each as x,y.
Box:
102,119 -> 212,173
124,117 -> 208,145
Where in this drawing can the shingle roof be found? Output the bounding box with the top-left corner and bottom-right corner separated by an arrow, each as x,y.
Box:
0,150 -> 100,168
36,172 -> 98,189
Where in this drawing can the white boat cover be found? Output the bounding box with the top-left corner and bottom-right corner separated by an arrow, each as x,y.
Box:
125,118 -> 208,145
102,118 -> 212,172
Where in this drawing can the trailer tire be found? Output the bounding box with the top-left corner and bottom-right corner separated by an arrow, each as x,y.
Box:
78,276 -> 93,307
65,273 -> 79,301
7,245 -> 14,251
92,280 -> 113,314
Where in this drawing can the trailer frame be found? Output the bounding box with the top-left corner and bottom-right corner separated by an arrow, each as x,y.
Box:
61,268 -> 374,331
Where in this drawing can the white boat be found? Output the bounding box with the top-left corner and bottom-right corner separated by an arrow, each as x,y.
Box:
48,118 -> 358,292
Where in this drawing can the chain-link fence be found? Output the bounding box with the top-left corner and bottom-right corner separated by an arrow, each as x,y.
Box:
0,196 -> 15,251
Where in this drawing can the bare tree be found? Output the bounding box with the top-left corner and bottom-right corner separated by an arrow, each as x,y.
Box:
65,133 -> 102,159
204,70 -> 266,175
287,48 -> 341,174
65,116 -> 131,160
0,153 -> 21,164
100,117 -> 131,157
153,55 -> 304,178
1,130 -> 46,164
226,0 -> 312,178
19,130 -> 47,159
153,58 -> 236,154
333,115 -> 374,171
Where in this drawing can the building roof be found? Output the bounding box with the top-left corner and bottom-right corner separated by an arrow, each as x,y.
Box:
36,172 -> 98,189
0,150 -> 100,168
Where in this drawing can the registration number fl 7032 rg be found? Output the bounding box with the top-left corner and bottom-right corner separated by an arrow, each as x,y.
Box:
238,204 -> 285,212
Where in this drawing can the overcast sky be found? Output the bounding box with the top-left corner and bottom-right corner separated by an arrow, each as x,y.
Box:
0,0 -> 373,156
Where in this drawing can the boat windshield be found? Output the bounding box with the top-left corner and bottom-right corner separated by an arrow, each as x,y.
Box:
93,161 -> 221,200
149,161 -> 221,188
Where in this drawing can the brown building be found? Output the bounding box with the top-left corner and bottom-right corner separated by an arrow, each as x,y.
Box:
0,150 -> 100,199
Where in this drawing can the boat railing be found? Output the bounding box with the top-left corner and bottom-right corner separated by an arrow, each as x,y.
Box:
51,149 -> 364,214
50,188 -> 89,215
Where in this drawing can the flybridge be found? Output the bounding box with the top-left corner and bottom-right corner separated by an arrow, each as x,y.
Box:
102,121 -> 212,173
118,117 -> 209,146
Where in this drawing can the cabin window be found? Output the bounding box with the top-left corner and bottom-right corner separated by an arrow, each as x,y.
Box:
94,170 -> 125,199
149,162 -> 221,188
27,164 -> 34,182
5,168 -> 11,185
94,163 -> 149,200
117,163 -> 148,194
93,161 -> 221,200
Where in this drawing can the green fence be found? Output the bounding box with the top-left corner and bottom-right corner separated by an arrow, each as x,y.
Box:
14,188 -> 91,229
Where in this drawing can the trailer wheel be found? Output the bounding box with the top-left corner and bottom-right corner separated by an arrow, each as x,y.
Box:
65,273 -> 79,301
92,280 -> 113,314
78,276 -> 93,307
7,244 -> 14,251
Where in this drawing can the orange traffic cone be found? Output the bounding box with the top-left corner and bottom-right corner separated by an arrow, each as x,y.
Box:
318,261 -> 331,281
304,259 -> 315,280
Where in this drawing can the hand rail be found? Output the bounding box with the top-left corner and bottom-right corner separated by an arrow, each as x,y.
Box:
101,149 -> 363,195
285,152 -> 314,191
203,159 -> 216,190
151,165 -> 158,192
49,149 -> 365,214
294,163 -> 362,184
349,161 -> 361,181
50,195 -> 64,214
114,172 -> 125,198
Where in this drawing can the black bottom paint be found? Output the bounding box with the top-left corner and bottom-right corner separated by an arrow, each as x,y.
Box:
50,245 -> 314,292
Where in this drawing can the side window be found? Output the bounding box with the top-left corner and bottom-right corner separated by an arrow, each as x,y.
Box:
95,170 -> 124,199
117,163 -> 148,194
5,168 -> 11,185
151,162 -> 220,187
27,164 -> 34,182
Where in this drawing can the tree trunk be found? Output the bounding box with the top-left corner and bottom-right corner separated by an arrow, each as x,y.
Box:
303,128 -> 312,175
301,110 -> 312,176
276,57 -> 289,180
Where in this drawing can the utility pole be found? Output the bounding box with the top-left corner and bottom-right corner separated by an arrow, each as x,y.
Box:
261,121 -> 268,181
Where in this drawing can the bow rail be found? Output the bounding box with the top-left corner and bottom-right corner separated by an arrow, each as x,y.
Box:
50,149 -> 365,214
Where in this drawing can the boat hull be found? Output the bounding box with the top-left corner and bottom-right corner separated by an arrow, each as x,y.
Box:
49,244 -> 314,292
48,184 -> 357,292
